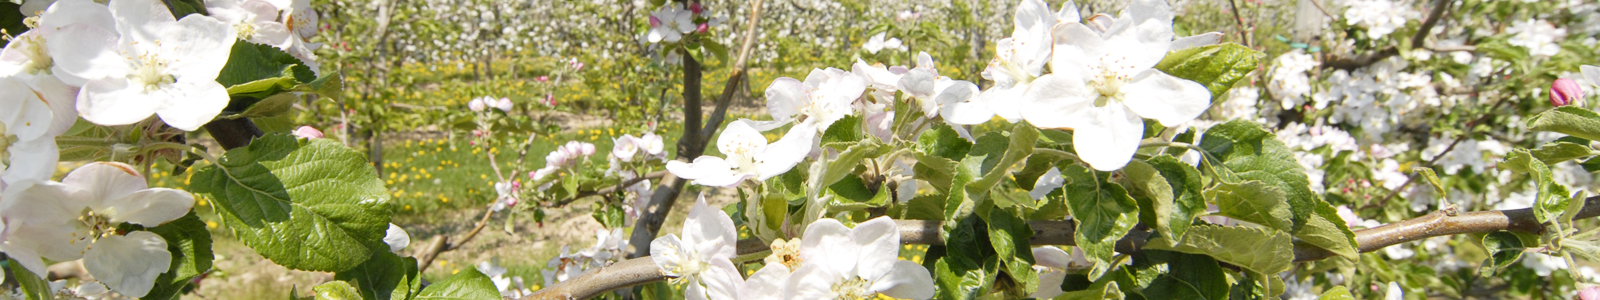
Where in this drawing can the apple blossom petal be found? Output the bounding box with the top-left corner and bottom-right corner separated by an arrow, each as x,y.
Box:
1049,22 -> 1104,77
1019,73 -> 1095,129
740,264 -> 789,300
1057,1 -> 1081,23
154,80 -> 230,131
782,264 -> 837,300
40,0 -> 116,34
0,238 -> 50,278
701,259 -> 744,300
683,281 -> 709,300
898,69 -> 938,108
83,231 -> 172,298
77,78 -> 160,127
666,157 -> 744,188
0,78 -> 53,141
1029,167 -> 1065,200
109,0 -> 178,41
649,234 -> 687,276
1171,32 -> 1224,50
23,75 -> 80,137
1072,104 -> 1144,171
647,28 -> 666,43
937,80 -> 986,124
63,162 -> 150,210
45,24 -> 125,82
870,260 -> 935,300
163,15 -> 237,81
1031,270 -> 1068,299
1582,65 -> 1600,90
385,223 -> 410,252
104,188 -> 194,226
850,217 -> 901,281
1122,69 -> 1212,126
755,126 -> 813,181
1032,246 -> 1074,269
249,22 -> 297,49
3,139 -> 59,185
685,195 -> 737,260
799,218 -> 858,277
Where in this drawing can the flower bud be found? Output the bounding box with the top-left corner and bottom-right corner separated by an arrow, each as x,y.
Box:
537,75 -> 549,82
689,2 -> 703,14
1552,78 -> 1585,107
648,15 -> 661,28
468,97 -> 486,111
696,23 -> 709,33
293,126 -> 324,139
496,97 -> 514,112
1581,286 -> 1600,300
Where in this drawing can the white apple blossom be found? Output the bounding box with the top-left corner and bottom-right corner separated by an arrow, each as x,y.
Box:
206,0 -> 294,48
646,4 -> 695,44
1030,167 -> 1065,199
1584,65 -> 1600,90
747,67 -> 865,137
783,216 -> 934,299
0,162 -> 194,297
1342,0 -> 1414,38
739,263 -> 791,300
861,32 -> 904,54
1523,252 -> 1571,277
479,260 -> 532,298
1019,0 -> 1212,171
0,76 -> 69,186
490,180 -> 519,211
965,0 -> 1079,123
898,52 -> 982,126
651,194 -> 743,300
48,0 -> 238,131
1029,246 -> 1091,299
666,122 -> 808,188
1507,19 -> 1567,57
1,0 -> 114,86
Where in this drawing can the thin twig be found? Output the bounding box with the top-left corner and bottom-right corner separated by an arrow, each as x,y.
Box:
544,171 -> 670,208
1323,0 -> 1455,71
1370,92 -> 1505,210
1226,0 -> 1250,47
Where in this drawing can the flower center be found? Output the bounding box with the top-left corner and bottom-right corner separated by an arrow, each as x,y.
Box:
1090,67 -> 1128,107
235,22 -> 259,40
130,53 -> 176,92
764,238 -> 804,270
18,34 -> 52,75
72,209 -> 118,250
0,123 -> 15,169
830,276 -> 875,300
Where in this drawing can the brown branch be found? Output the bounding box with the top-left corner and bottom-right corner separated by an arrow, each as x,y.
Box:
526,198 -> 1600,298
545,171 -> 670,208
626,0 -> 766,259
1323,0 -> 1454,71
416,207 -> 495,273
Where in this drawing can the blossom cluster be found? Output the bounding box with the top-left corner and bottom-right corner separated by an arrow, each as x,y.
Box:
650,195 -> 934,299
646,1 -> 726,45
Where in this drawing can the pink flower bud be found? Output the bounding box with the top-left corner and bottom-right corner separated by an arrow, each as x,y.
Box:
293,126 -> 323,139
468,97 -> 487,111
1581,286 -> 1600,300
689,2 -> 703,14
696,23 -> 709,33
649,16 -> 661,28
496,97 -> 514,112
537,76 -> 549,82
573,62 -> 584,71
1552,78 -> 1584,107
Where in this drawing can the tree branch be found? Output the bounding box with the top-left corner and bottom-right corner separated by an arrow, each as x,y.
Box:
526,196 -> 1600,298
626,0 -> 765,259
1322,0 -> 1453,71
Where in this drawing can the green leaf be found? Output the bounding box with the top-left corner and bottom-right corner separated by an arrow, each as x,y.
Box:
1530,140 -> 1597,165
1527,106 -> 1600,141
1205,181 -> 1294,232
967,122 -> 1037,192
190,134 -> 392,272
935,258 -> 988,300
1318,286 -> 1356,300
1141,251 -> 1230,300
1295,200 -> 1361,260
1481,231 -> 1525,274
1057,279 -> 1124,300
302,72 -> 345,101
1417,167 -> 1446,195
1201,120 -> 1320,234
988,209 -> 1037,294
312,281 -> 362,300
914,153 -> 959,191
818,139 -> 882,188
821,115 -> 866,147
218,42 -> 316,96
131,213 -> 214,300
1144,225 -> 1294,275
224,93 -> 299,119
1152,43 -> 1264,100
1500,149 -> 1569,223
917,124 -> 973,161
334,251 -> 422,300
1136,155 -> 1206,243
413,269 -> 502,300
10,258 -> 54,300
1059,164 -> 1139,278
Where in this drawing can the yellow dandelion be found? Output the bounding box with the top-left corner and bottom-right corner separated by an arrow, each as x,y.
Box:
404,204 -> 412,210
206,221 -> 219,229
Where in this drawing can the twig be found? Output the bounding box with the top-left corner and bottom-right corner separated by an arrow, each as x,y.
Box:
525,197 -> 1600,298
1323,0 -> 1455,71
1370,93 -> 1506,209
626,0 -> 766,259
545,171 -> 670,208
1226,0 -> 1250,47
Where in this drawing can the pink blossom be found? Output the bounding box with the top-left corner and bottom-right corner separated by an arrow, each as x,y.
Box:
1580,286 -> 1600,300
1552,78 -> 1584,107
649,15 -> 661,28
696,23 -> 708,33
537,76 -> 549,82
293,126 -> 324,139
